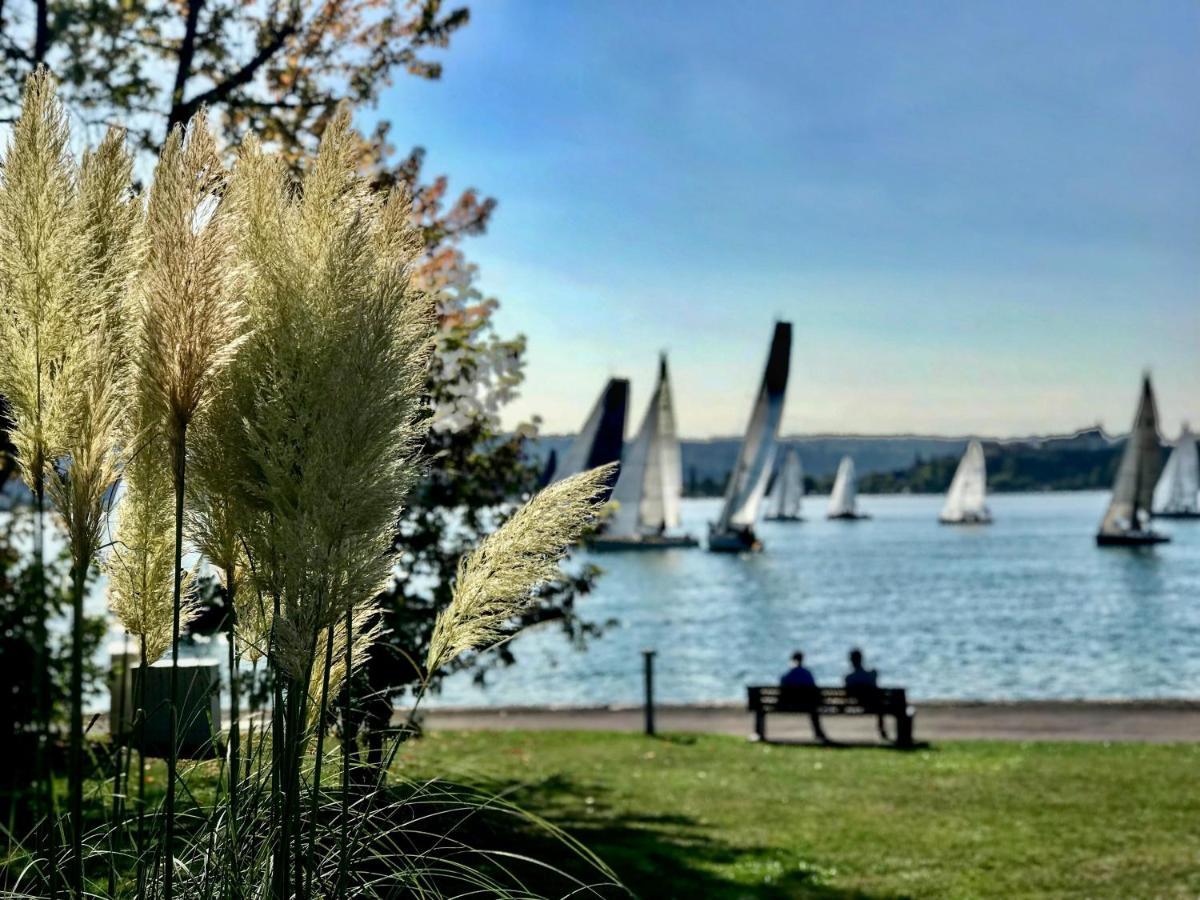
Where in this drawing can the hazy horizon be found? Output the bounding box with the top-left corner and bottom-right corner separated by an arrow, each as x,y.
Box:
534,423 -> 1136,443
376,1 -> 1200,438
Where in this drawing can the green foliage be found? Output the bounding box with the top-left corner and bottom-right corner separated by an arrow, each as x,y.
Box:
0,515 -> 104,787
0,0 -> 468,171
849,442 -> 1125,495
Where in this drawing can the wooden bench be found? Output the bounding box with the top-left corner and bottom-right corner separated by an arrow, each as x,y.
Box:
747,685 -> 916,747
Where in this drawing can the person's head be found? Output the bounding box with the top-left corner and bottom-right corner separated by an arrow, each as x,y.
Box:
791,650 -> 804,666
849,648 -> 864,669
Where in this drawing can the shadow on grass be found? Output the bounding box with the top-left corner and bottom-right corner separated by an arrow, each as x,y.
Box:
756,738 -> 933,752
416,771 -> 913,900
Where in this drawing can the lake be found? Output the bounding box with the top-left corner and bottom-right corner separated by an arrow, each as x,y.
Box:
432,492 -> 1200,706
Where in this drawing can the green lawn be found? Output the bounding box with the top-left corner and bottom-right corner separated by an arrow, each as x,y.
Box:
393,730 -> 1200,899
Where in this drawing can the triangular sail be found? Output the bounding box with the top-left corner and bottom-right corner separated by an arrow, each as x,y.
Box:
715,322 -> 792,532
1099,375 -> 1163,536
827,456 -> 858,517
553,378 -> 629,499
608,355 -> 683,537
767,447 -> 803,519
940,439 -> 988,522
1153,425 -> 1199,515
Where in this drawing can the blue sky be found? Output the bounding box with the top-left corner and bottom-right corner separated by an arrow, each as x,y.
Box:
373,0 -> 1199,438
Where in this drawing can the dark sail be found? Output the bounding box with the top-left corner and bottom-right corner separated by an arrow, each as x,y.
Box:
554,377 -> 629,499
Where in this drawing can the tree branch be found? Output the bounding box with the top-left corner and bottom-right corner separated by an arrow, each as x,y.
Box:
166,0 -> 207,132
33,0 -> 47,63
168,5 -> 300,131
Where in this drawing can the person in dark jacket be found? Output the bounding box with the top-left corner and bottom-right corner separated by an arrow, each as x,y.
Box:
844,647 -> 887,740
780,651 -> 827,742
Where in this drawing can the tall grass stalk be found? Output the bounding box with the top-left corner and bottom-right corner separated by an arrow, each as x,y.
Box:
137,109 -> 243,900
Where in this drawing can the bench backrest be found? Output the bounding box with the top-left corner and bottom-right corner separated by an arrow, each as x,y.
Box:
748,685 -> 907,715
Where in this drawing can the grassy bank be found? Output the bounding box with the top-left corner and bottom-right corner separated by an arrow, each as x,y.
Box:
394,730 -> 1200,899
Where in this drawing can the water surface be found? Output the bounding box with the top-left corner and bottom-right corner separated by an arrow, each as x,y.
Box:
433,492 -> 1200,705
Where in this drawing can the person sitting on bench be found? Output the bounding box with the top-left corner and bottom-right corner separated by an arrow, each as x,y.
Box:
780,651 -> 828,743
844,647 -> 887,740
844,648 -> 877,689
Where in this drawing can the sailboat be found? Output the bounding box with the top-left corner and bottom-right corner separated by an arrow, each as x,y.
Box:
591,355 -> 698,550
708,322 -> 792,553
764,446 -> 804,522
1096,374 -> 1168,547
549,377 -> 628,501
826,456 -> 869,520
939,439 -> 992,524
1152,424 -> 1199,519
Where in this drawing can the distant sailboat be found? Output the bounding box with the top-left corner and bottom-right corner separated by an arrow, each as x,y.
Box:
592,355 -> 698,550
1096,375 -> 1168,547
827,456 -> 869,520
550,377 -> 629,501
708,322 -> 792,553
1152,424 -> 1200,519
939,439 -> 992,525
764,447 -> 803,522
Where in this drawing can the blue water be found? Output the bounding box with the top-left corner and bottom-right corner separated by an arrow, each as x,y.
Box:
432,492 -> 1200,706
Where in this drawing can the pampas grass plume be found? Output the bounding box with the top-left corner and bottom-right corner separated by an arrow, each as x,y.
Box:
426,464 -> 616,674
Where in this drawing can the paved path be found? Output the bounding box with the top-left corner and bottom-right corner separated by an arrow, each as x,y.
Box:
423,700 -> 1200,744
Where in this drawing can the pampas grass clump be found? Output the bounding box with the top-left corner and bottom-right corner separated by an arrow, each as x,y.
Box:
0,71 -> 619,900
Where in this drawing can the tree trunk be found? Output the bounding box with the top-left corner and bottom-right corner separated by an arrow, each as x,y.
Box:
166,0 -> 205,134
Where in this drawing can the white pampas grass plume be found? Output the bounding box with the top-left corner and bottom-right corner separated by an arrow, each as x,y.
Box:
223,106 -> 434,686
306,601 -> 383,727
47,339 -> 124,573
0,68 -> 87,491
139,109 -> 244,447
425,464 -> 616,675
106,441 -> 200,664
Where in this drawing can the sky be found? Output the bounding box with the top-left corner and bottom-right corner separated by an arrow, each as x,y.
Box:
372,0 -> 1200,439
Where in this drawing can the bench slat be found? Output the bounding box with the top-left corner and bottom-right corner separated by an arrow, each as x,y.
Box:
748,685 -> 908,715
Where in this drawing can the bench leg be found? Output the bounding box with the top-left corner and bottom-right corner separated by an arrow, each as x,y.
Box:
895,711 -> 914,748
751,710 -> 766,742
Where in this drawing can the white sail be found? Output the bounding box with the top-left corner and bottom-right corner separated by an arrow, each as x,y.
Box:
1099,376 -> 1163,536
1152,424 -> 1199,515
554,378 -> 628,485
766,447 -> 803,519
940,439 -> 990,523
715,322 -> 792,533
607,355 -> 683,537
827,456 -> 858,517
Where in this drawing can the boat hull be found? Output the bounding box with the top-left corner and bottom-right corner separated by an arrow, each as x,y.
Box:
1096,531 -> 1171,547
764,514 -> 804,522
827,512 -> 870,521
939,513 -> 992,525
707,529 -> 762,553
1152,510 -> 1200,519
588,534 -> 700,551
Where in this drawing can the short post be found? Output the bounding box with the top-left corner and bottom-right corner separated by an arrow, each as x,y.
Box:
642,649 -> 656,737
